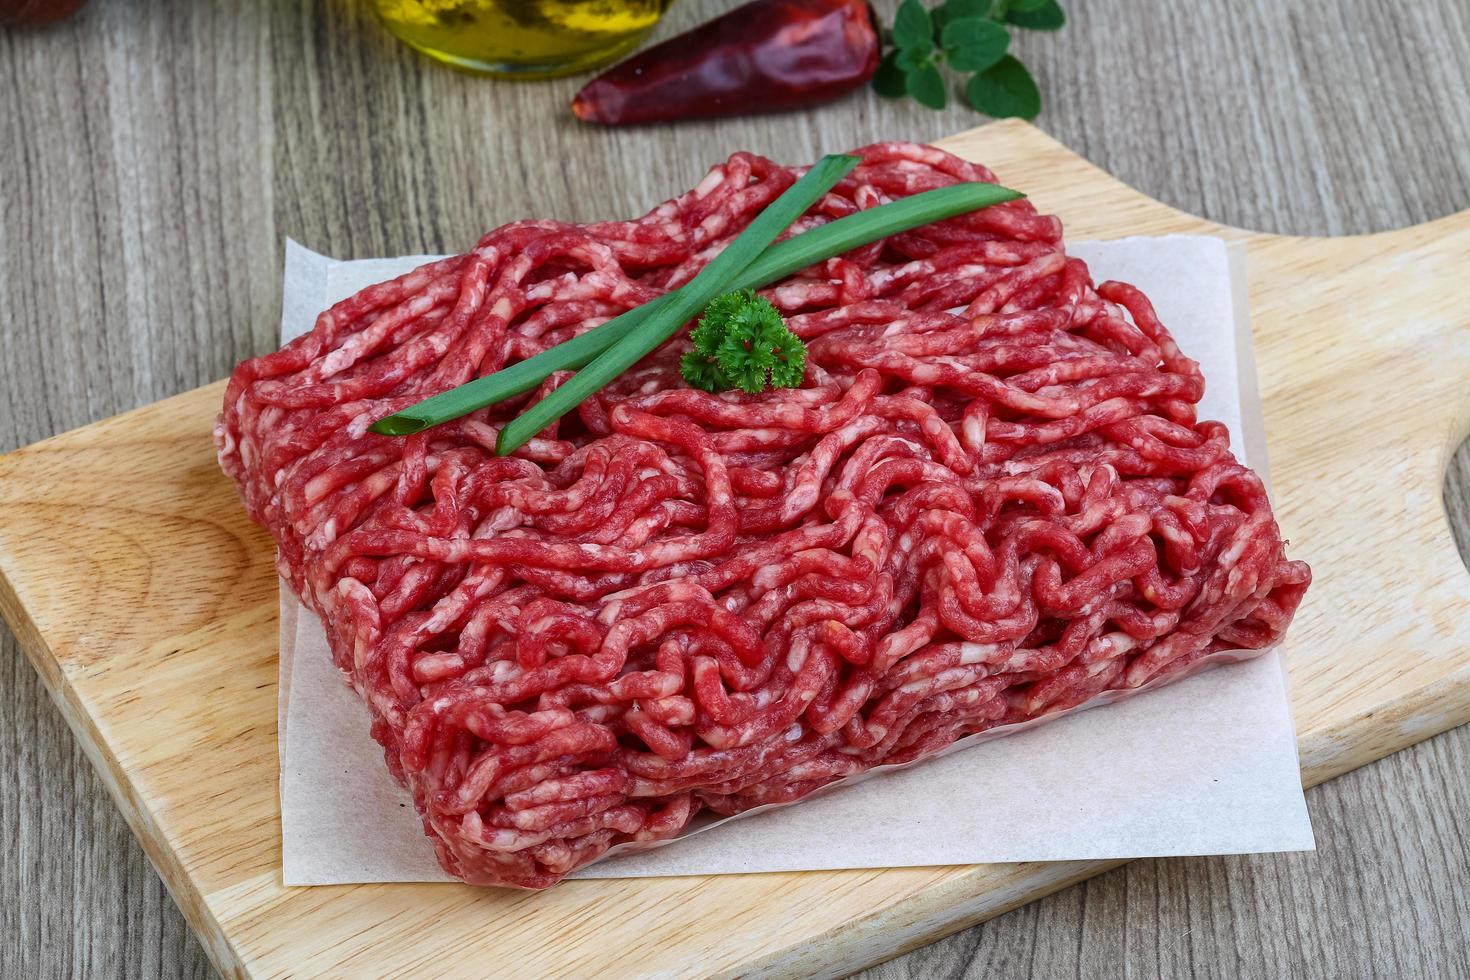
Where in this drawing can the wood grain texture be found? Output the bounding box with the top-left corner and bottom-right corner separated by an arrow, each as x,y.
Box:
1,0 -> 1468,978
3,119 -> 1469,979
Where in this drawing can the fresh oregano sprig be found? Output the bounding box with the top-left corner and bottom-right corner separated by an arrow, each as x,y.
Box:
873,0 -> 1065,119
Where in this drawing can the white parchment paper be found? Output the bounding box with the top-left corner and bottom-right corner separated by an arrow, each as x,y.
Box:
275,235 -> 1313,885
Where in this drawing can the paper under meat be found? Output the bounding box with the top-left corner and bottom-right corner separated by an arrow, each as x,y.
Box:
276,234 -> 1313,885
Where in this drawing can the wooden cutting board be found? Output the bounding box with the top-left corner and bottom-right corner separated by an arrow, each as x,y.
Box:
1,120 -> 1467,979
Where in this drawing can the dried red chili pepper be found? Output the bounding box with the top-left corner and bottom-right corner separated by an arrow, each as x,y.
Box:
0,0 -> 88,25
571,0 -> 880,125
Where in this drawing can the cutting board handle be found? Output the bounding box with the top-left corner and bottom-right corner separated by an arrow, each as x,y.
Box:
943,121 -> 1470,781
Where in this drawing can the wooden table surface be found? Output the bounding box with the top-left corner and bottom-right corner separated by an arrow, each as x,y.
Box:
2,1 -> 1468,977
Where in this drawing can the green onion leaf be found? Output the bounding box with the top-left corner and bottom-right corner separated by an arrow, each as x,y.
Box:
371,180 -> 1025,438
735,180 -> 1023,286
493,153 -> 860,454
368,293 -> 674,435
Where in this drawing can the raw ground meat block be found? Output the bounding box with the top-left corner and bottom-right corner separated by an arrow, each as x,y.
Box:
216,143 -> 1310,889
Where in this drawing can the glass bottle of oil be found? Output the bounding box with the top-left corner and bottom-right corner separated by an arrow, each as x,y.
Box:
373,0 -> 674,78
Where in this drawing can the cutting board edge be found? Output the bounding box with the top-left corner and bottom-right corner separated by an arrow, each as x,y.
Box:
1297,657 -> 1470,785
0,568 -> 250,980
12,458 -> 1466,980
708,645 -> 1470,980
735,859 -> 1125,980
950,120 -> 1470,247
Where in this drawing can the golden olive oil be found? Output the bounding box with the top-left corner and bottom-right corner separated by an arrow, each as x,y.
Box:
373,0 -> 672,78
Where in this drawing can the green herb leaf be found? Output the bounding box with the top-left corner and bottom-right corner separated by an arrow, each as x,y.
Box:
872,51 -> 908,98
932,0 -> 990,32
892,0 -> 934,50
1006,0 -> 1064,30
717,332 -> 775,393
727,295 -> 800,392
679,349 -> 729,392
690,290 -> 743,354
905,64 -> 947,109
966,55 -> 1041,119
678,290 -> 808,394
942,17 -> 1009,72
1008,0 -> 1051,10
769,338 -> 806,389
895,44 -> 932,72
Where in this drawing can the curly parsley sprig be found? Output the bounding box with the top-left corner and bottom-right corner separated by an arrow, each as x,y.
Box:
873,0 -> 1064,119
681,290 -> 807,394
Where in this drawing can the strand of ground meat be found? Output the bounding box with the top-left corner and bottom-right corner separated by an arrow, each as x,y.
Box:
217,142 -> 1310,889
